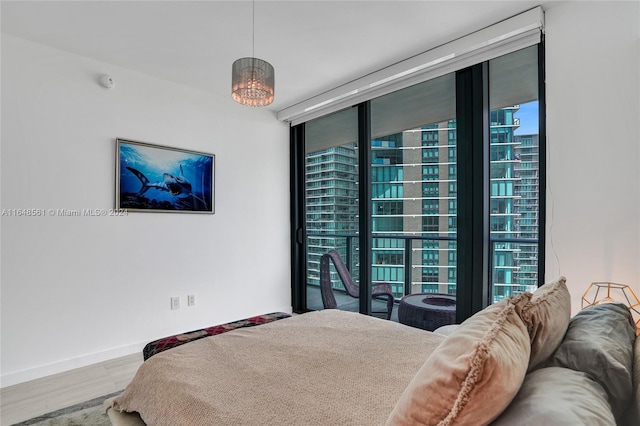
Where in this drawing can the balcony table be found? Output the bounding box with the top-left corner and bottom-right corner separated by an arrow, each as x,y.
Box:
398,293 -> 456,331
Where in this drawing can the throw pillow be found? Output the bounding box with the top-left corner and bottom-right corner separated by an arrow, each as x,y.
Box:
545,302 -> 636,419
517,276 -> 571,371
626,335 -> 640,426
491,367 -> 616,425
386,294 -> 531,426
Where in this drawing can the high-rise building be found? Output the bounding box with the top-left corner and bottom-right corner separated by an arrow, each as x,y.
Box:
371,121 -> 458,297
490,107 -> 540,299
513,133 -> 540,288
305,144 -> 359,287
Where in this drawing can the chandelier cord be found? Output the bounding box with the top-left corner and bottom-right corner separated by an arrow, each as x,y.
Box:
252,0 -> 255,59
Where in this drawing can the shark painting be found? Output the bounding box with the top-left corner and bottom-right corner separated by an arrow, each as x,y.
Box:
126,165 -> 207,209
116,138 -> 214,213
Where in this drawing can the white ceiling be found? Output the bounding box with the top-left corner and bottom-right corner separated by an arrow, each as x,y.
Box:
1,0 -> 553,113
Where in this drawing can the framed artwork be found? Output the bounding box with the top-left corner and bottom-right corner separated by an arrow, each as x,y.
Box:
116,139 -> 214,213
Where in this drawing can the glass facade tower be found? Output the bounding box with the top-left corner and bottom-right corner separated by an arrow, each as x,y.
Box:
305,144 -> 359,288
490,106 -> 539,299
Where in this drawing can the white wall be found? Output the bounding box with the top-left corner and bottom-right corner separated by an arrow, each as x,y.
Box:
544,1 -> 640,314
0,35 -> 291,386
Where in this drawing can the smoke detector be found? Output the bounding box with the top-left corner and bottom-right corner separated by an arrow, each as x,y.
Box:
99,74 -> 115,89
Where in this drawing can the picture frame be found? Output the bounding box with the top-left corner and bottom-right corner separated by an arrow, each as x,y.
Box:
116,139 -> 215,214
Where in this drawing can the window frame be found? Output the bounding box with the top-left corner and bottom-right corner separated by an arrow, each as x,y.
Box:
290,41 -> 546,322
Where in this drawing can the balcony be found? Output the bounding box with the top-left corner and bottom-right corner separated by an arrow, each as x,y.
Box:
305,233 -> 540,311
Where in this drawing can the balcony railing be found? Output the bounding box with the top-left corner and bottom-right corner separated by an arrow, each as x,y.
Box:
306,232 -> 539,304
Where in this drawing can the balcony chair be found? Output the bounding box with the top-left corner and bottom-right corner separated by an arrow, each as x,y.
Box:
320,250 -> 395,320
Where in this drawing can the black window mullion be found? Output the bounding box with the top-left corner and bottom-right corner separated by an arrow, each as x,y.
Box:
475,62 -> 490,311
537,38 -> 547,287
290,123 -> 307,313
358,102 -> 372,315
456,63 -> 490,322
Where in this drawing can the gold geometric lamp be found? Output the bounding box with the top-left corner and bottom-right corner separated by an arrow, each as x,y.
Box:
581,281 -> 640,333
231,0 -> 274,107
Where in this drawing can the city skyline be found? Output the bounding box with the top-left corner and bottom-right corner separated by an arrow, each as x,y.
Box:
304,103 -> 540,304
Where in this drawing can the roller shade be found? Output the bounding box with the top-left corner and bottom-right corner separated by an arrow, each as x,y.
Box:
280,6 -> 543,126
305,107 -> 358,154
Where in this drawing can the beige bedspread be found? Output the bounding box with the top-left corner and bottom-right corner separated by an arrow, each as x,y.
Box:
109,310 -> 445,426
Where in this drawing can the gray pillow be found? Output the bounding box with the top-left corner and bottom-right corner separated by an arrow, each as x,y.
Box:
545,302 -> 635,418
619,334 -> 640,426
491,367 -> 616,426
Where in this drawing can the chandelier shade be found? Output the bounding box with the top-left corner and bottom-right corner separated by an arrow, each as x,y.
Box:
231,57 -> 275,107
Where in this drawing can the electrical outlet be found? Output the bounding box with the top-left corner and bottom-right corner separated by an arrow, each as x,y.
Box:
171,296 -> 180,310
187,295 -> 196,306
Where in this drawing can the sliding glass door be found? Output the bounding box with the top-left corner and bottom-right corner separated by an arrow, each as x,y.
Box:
291,44 -> 544,322
304,108 -> 360,312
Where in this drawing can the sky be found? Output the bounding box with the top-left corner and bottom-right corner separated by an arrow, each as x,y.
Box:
513,101 -> 539,135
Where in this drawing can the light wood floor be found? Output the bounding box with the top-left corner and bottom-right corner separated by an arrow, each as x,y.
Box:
1,352 -> 143,426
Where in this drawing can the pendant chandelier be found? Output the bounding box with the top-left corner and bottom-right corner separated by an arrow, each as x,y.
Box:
231,1 -> 275,107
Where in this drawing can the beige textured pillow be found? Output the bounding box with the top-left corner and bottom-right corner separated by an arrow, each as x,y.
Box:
518,276 -> 571,370
386,294 -> 531,426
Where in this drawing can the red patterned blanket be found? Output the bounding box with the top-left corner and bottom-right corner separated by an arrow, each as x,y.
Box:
142,312 -> 291,360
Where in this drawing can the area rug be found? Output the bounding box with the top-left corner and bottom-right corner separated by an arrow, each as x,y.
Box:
12,391 -> 121,426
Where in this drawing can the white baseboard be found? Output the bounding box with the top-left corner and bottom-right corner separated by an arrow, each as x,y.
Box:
1,341 -> 147,388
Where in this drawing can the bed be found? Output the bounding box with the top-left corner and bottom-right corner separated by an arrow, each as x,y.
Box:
105,277 -> 640,425
106,310 -> 446,425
